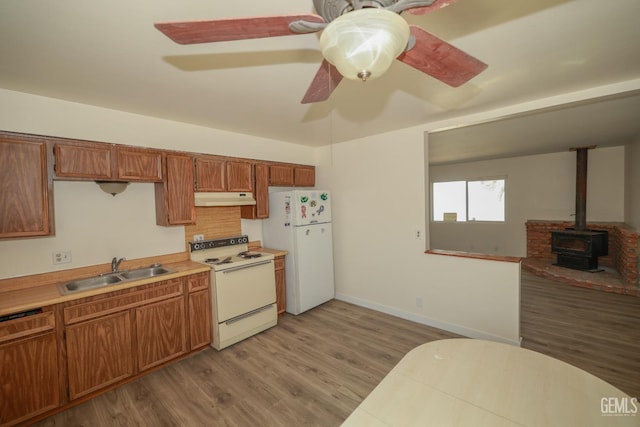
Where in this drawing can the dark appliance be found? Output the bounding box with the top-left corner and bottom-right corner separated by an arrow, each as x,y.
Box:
551,147 -> 608,272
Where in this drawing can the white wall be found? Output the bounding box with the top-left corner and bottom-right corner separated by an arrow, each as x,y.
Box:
625,136 -> 640,230
429,147 -> 625,256
318,129 -> 520,345
0,89 -> 316,279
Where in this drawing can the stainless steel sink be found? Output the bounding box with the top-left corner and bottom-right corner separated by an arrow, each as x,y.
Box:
119,266 -> 174,280
58,266 -> 176,295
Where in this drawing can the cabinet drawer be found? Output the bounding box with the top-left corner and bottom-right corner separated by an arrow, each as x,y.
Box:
187,272 -> 210,292
0,311 -> 55,344
274,257 -> 285,270
64,279 -> 184,325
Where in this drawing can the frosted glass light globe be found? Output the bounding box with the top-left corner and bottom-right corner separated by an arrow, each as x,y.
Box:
319,8 -> 410,81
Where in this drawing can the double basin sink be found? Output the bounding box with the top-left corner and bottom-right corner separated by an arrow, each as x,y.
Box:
58,266 -> 176,295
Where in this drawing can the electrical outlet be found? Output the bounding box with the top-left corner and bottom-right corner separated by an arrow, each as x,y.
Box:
194,234 -> 205,242
415,297 -> 423,308
52,251 -> 72,265
415,230 -> 423,240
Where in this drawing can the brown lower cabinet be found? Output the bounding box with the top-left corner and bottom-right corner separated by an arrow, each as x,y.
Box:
65,310 -> 134,399
274,256 -> 286,316
135,296 -> 187,372
0,271 -> 211,426
0,311 -> 60,427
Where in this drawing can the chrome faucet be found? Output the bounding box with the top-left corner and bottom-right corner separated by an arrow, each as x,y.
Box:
111,257 -> 126,272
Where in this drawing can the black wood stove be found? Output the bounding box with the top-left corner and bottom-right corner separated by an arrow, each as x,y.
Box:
551,147 -> 608,272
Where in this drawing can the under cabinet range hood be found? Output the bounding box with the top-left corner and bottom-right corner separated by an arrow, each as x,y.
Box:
194,192 -> 256,207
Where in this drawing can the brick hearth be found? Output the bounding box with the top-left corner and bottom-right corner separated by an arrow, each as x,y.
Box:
525,220 -> 640,296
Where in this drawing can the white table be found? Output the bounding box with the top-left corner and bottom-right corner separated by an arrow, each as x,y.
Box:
342,339 -> 637,426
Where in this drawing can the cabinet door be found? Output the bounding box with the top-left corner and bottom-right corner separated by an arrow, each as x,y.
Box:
136,296 -> 187,371
226,161 -> 253,192
0,136 -> 53,238
54,142 -> 113,179
195,157 -> 226,191
0,332 -> 59,426
117,148 -> 163,182
274,256 -> 286,316
294,166 -> 315,187
269,164 -> 295,186
241,163 -> 269,219
66,311 -> 134,400
155,154 -> 195,226
189,290 -> 212,350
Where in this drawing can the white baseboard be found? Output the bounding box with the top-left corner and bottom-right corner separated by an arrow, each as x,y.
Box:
335,293 -> 521,347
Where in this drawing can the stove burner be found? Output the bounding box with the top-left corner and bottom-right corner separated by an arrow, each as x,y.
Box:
238,251 -> 263,259
204,258 -> 219,263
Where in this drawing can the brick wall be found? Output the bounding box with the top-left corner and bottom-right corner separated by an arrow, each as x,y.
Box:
526,220 -> 639,284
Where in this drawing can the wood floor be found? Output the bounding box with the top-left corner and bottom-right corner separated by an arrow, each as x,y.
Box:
36,272 -> 640,426
520,271 -> 640,398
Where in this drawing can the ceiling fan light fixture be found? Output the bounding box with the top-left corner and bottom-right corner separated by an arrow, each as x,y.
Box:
319,8 -> 410,82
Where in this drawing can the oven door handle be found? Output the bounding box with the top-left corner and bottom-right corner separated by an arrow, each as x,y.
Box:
225,304 -> 274,325
221,259 -> 272,274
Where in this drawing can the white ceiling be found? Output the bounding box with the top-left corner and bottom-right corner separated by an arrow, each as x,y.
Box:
1,0 -> 640,158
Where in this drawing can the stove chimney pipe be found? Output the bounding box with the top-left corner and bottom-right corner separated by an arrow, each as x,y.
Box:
571,146 -> 595,231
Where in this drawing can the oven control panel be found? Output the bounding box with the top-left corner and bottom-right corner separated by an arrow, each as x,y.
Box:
189,235 -> 249,252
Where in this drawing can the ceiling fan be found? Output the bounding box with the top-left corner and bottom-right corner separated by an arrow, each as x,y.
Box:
154,0 -> 487,104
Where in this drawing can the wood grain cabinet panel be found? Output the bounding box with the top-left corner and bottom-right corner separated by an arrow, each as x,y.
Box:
187,272 -> 209,292
269,164 -> 316,187
241,163 -> 269,219
194,157 -> 226,191
155,154 -> 195,226
0,314 -> 59,427
136,296 -> 187,371
294,166 -> 315,187
226,161 -> 253,192
189,290 -> 212,350
274,256 -> 286,316
55,142 -> 163,182
54,142 -> 112,179
0,135 -> 53,238
116,148 -> 163,181
269,164 -> 295,186
65,311 -> 133,400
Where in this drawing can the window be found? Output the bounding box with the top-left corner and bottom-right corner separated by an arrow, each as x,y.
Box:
432,178 -> 505,222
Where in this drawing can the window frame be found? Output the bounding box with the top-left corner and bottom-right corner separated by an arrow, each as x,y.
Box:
431,176 -> 507,223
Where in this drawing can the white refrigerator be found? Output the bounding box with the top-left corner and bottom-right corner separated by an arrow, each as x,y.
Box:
262,190 -> 335,315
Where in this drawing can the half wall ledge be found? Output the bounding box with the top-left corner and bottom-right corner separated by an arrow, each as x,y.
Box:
426,249 -> 522,263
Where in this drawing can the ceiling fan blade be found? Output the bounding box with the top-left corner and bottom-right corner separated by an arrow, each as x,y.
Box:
405,0 -> 457,15
155,14 -> 325,44
397,25 -> 487,87
301,60 -> 343,104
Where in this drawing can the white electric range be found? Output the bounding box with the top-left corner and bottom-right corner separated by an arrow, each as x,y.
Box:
189,235 -> 277,350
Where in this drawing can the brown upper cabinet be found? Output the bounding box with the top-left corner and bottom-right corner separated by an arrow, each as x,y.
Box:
155,154 -> 195,226
241,163 -> 269,220
294,165 -> 315,187
54,141 -> 163,182
269,163 -> 315,187
194,156 -> 253,192
227,160 -> 253,192
269,164 -> 295,186
194,157 -> 225,191
0,132 -> 54,238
